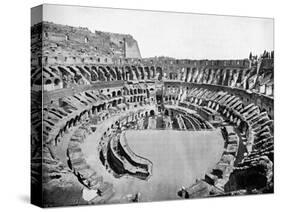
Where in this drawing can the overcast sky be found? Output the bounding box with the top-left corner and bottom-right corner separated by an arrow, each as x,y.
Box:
34,4 -> 274,59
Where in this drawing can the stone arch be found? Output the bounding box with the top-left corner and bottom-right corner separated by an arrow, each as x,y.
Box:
144,67 -> 150,79
124,66 -> 133,81
99,66 -> 111,81
150,66 -> 155,79
75,66 -> 91,82
209,69 -> 217,84
132,66 -> 139,80
56,66 -> 72,81
138,66 -> 145,80
65,66 -> 80,81
235,69 -> 244,85
222,69 -> 230,86
45,79 -> 52,85
146,89 -> 150,98
156,67 -> 163,80
106,66 -> 117,81
200,68 -> 207,83
54,78 -> 61,86
190,67 -> 197,82
82,66 -> 95,82
229,69 -> 236,85
123,87 -> 129,95
204,68 -> 211,83
120,67 -> 126,80
112,99 -> 117,107
115,67 -> 122,80
217,69 -> 224,85
89,66 -> 99,81
112,91 -> 116,97
95,66 -> 106,81
184,67 -> 190,82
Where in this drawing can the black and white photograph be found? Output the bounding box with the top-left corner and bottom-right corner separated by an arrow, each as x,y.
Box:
30,4 -> 274,207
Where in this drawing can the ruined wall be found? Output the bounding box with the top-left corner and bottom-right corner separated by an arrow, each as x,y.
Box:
125,38 -> 141,58
96,31 -> 141,58
31,22 -> 142,66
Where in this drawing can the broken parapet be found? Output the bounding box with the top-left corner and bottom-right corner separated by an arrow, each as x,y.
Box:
31,21 -> 141,66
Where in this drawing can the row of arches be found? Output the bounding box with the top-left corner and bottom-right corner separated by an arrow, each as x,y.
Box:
52,90 -> 154,144
102,87 -> 149,99
44,65 -> 164,88
167,67 -> 255,90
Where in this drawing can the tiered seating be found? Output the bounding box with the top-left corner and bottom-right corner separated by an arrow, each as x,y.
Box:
35,67 -> 274,203
179,86 -> 273,196
97,110 -> 153,180
67,125 -> 115,202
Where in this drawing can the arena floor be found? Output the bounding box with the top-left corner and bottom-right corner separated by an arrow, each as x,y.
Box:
83,126 -> 224,202
124,130 -> 224,201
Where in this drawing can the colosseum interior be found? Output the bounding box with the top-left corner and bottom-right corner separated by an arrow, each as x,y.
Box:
31,21 -> 274,207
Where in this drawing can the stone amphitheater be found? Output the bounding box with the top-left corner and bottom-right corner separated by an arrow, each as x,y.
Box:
31,21 -> 274,207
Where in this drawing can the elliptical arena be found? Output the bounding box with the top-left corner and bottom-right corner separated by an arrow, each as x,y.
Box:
31,22 -> 274,207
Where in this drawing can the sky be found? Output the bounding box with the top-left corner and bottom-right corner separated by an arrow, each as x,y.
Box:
33,4 -> 274,59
